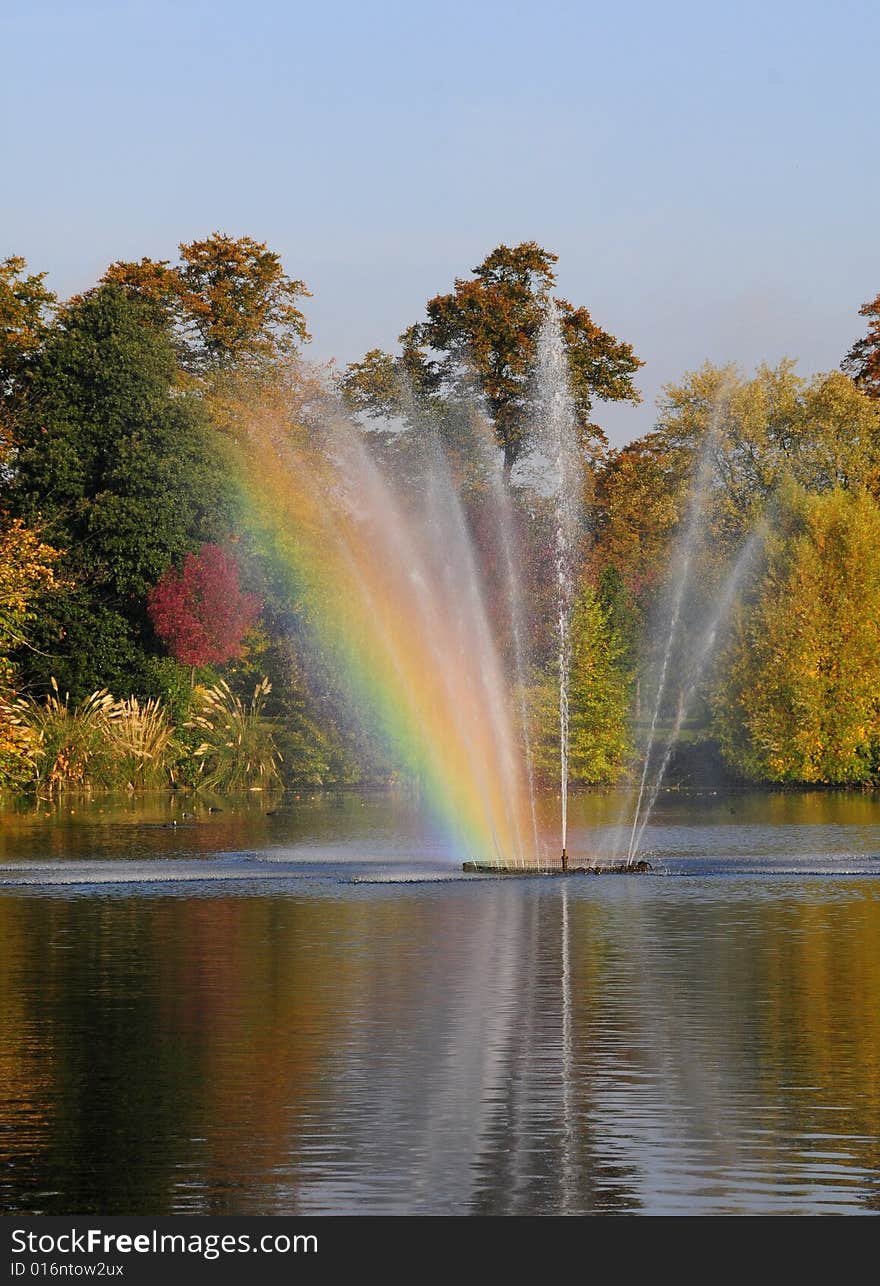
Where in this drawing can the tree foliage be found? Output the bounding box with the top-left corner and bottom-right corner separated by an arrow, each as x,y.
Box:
531,587 -> 631,783
842,292 -> 880,399
0,515 -> 60,693
594,435 -> 683,593
0,256 -> 56,446
712,486 -> 880,783
342,242 -> 642,471
102,232 -> 310,376
655,361 -> 880,514
5,284 -> 234,695
596,360 -> 880,603
148,544 -> 262,668
644,361 -> 879,546
4,237 -> 880,795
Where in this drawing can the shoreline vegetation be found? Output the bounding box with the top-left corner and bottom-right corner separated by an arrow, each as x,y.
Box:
2,237 -> 879,800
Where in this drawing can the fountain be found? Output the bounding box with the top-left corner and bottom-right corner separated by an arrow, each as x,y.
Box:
233,312 -> 756,877
462,304 -> 653,874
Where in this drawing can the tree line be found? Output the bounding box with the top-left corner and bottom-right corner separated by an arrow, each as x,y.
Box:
1,236 -> 878,794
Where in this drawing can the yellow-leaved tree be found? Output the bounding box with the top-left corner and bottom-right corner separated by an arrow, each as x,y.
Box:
0,516 -> 60,788
712,485 -> 880,783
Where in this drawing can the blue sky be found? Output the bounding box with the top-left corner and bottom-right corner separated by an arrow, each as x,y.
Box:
2,0 -> 877,443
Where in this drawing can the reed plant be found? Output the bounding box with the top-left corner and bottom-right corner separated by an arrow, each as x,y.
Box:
2,676 -> 282,797
186,678 -> 282,791
0,703 -> 42,792
105,695 -> 176,788
4,680 -> 118,795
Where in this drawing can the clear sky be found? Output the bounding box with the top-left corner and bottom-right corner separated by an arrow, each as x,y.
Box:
2,0 -> 877,444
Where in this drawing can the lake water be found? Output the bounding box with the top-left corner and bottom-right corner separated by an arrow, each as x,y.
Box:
1,789 -> 879,1215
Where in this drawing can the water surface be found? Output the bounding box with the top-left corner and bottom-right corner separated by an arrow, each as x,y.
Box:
2,790 -> 879,1215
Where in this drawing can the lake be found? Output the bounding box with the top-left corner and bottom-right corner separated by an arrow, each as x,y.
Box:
1,789 -> 879,1215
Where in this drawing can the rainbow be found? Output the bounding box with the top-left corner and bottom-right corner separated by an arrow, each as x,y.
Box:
230,400 -> 532,864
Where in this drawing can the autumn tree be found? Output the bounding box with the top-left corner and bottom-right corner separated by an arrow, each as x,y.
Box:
591,361 -> 880,744
711,485 -> 880,783
0,513 -> 61,788
148,544 -> 262,677
594,360 -> 880,618
652,361 -> 880,536
0,517 -> 59,684
0,260 -> 58,683
0,256 -> 56,447
342,242 -> 642,473
842,292 -> 880,399
593,435 -> 683,593
5,284 -> 234,696
103,232 -> 310,376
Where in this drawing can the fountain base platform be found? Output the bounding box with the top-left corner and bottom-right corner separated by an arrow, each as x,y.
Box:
462,860 -> 653,875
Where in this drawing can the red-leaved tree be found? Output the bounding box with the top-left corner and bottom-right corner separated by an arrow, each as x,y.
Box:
147,544 -> 261,673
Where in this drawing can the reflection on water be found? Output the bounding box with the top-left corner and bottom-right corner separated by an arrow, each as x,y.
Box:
1,791 -> 879,1214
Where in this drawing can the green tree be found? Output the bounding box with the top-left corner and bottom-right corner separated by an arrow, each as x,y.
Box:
531,586 -> 631,784
595,563 -> 642,707
5,285 -> 235,696
842,292 -> 880,399
103,232 -> 310,376
712,485 -> 880,783
342,242 -> 642,474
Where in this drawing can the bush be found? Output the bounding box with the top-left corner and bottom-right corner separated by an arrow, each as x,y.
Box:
141,655 -> 198,725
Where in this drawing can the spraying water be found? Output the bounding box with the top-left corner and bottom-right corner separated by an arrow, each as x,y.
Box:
236,386 -> 533,865
523,307 -> 584,868
232,320 -> 590,870
627,524 -> 765,859
468,404 -> 542,861
624,404 -> 727,865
